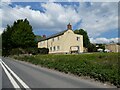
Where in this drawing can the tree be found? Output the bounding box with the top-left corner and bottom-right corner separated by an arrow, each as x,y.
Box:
2,19 -> 36,56
88,43 -> 97,52
74,29 -> 90,48
11,19 -> 36,48
2,25 -> 13,56
35,35 -> 42,42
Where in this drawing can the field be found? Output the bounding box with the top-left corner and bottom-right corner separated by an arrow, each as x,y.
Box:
13,53 -> 120,87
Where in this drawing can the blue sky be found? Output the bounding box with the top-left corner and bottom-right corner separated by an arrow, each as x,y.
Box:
1,1 -> 119,43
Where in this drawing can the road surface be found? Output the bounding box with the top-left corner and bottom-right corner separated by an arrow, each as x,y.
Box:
0,57 -> 116,89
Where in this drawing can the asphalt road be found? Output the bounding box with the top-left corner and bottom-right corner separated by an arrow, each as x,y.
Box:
1,57 -> 116,89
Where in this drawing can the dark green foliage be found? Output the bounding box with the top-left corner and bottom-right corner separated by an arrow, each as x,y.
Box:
74,29 -> 90,48
35,35 -> 42,42
9,47 -> 48,55
13,53 -> 119,87
96,44 -> 105,51
11,19 -> 36,48
10,48 -> 24,55
25,47 -> 38,55
38,48 -> 49,54
88,43 -> 97,52
2,19 -> 36,56
2,25 -> 13,56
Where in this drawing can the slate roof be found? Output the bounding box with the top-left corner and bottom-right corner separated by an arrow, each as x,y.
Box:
39,30 -> 68,42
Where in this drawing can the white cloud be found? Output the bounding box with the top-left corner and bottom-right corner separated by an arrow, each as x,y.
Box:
0,27 -> 4,34
1,2 -> 80,32
41,3 -> 80,27
77,2 -> 118,38
2,0 -> 119,2
90,37 -> 119,44
1,2 -> 118,44
1,0 -> 11,2
1,0 -> 11,5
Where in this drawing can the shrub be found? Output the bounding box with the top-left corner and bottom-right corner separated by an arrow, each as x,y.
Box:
9,47 -> 49,56
38,48 -> 49,54
25,47 -> 38,55
10,48 -> 24,55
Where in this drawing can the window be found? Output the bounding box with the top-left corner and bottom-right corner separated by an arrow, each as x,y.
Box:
58,37 -> 59,40
50,47 -> 52,51
53,46 -> 56,51
57,46 -> 60,50
52,38 -> 54,41
77,37 -> 80,41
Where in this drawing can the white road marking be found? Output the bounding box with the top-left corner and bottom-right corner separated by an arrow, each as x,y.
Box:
0,60 -> 20,88
0,59 -> 31,89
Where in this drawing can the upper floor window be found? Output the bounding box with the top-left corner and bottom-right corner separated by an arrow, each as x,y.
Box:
52,38 -> 54,41
77,37 -> 80,41
57,37 -> 59,40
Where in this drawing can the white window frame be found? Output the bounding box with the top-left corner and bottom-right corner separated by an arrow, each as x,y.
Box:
57,46 -> 60,50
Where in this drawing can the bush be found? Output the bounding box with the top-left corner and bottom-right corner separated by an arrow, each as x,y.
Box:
25,47 -> 49,55
25,47 -> 38,55
5,47 -> 49,56
38,48 -> 49,54
10,48 -> 24,55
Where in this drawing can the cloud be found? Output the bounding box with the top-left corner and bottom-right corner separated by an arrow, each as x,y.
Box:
41,3 -> 80,28
77,2 -> 118,38
0,27 -> 4,34
90,37 -> 119,44
1,2 -> 80,32
1,2 -> 118,44
1,0 -> 11,2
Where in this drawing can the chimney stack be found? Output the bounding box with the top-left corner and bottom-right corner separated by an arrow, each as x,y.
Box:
67,23 -> 72,30
43,35 -> 46,38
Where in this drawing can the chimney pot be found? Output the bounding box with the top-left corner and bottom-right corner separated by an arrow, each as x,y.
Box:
67,23 -> 72,30
43,35 -> 46,38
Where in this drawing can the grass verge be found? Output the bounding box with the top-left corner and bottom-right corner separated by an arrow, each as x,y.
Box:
12,53 -> 119,87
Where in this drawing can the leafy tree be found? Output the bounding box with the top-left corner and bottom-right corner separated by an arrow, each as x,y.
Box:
2,19 -> 36,56
74,29 -> 90,48
38,48 -> 49,54
11,19 -> 36,48
35,35 -> 42,42
88,43 -> 97,52
2,25 -> 13,56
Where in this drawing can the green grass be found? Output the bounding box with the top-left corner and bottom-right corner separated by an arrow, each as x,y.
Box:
12,53 -> 120,87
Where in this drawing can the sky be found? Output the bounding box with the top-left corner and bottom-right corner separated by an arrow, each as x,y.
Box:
0,0 -> 119,44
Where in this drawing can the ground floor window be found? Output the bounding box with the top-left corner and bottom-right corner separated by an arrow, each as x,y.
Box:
49,46 -> 60,51
50,47 -> 52,51
57,46 -> 60,50
53,46 -> 56,51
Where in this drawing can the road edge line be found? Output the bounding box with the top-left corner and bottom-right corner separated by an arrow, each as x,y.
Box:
0,59 -> 31,89
0,60 -> 20,88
